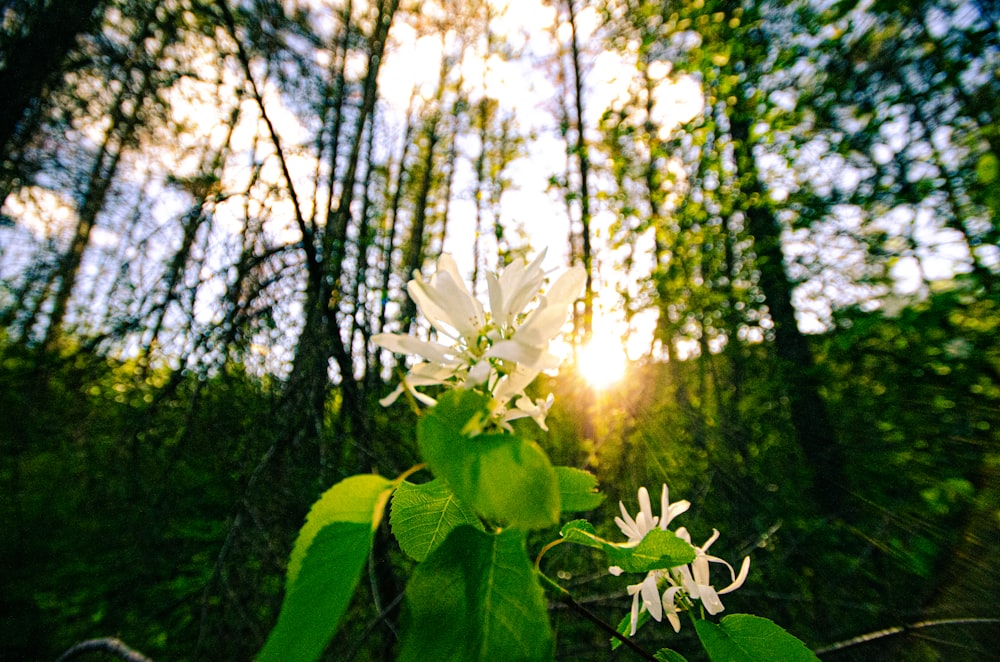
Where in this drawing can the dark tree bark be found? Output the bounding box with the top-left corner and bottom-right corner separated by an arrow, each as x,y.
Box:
564,0 -> 593,341
731,108 -> 848,515
0,0 -> 106,154
41,10 -> 168,352
397,115 -> 439,332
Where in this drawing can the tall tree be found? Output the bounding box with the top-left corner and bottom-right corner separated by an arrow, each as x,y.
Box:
40,4 -> 183,352
549,0 -> 596,342
600,0 -> 850,511
0,0 -> 106,154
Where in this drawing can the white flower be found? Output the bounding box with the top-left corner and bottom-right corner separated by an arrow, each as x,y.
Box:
373,251 -> 584,429
407,254 -> 485,345
487,263 -> 586,370
609,484 -> 750,637
625,571 -> 663,635
486,250 -> 547,331
613,484 -> 690,545
672,527 -> 751,616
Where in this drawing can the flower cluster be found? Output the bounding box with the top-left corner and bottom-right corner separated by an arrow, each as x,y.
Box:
373,251 -> 585,430
610,485 -> 751,636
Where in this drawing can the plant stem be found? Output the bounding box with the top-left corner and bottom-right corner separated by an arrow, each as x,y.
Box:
537,571 -> 659,662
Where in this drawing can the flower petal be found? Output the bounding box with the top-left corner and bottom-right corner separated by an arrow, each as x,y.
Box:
378,384 -> 405,407
465,359 -> 492,386
701,528 -> 721,552
495,250 -> 547,326
638,487 -> 654,531
718,556 -> 751,595
407,255 -> 484,341
372,333 -> 458,365
699,583 -> 726,615
616,500 -> 640,541
659,483 -> 690,529
486,339 -> 560,371
662,586 -> 684,633
639,573 -> 663,623
628,585 -> 642,636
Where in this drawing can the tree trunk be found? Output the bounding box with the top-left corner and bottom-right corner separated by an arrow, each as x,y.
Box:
398,115 -> 439,332
565,0 -> 593,340
42,11 -> 164,351
0,0 -> 105,153
731,109 -> 848,515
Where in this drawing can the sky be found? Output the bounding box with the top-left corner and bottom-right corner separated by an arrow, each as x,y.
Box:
375,0 -> 705,358
0,0 -> 981,372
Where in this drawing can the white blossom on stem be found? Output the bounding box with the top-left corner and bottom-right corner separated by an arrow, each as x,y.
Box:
613,484 -> 690,545
672,527 -> 752,616
372,251 -> 584,430
610,484 -> 751,637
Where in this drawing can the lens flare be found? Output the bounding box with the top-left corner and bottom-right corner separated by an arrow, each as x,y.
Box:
577,332 -> 627,388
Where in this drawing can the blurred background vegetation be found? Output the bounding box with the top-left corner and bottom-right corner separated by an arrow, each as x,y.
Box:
1,0 -> 998,660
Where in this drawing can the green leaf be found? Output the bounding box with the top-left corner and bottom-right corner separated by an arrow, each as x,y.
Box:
390,479 -> 483,561
398,526 -> 554,662
555,466 -> 605,512
259,474 -> 395,662
695,614 -> 820,662
560,520 -> 695,572
418,389 -> 559,529
655,649 -> 690,662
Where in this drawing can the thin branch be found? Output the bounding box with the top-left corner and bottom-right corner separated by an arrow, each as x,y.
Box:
536,569 -> 658,662
343,591 -> 405,662
559,591 -> 660,662
214,0 -> 316,271
56,638 -> 153,662
814,617 -> 1000,656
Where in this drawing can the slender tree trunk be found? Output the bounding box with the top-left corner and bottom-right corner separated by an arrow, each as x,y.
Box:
472,97 -> 490,285
731,109 -> 847,515
397,49 -> 449,332
351,111 -> 379,401
375,90 -> 418,367
398,116 -> 440,332
0,0 -> 105,153
42,26 -> 164,351
318,0 -> 354,228
322,0 -> 400,444
565,0 -> 593,340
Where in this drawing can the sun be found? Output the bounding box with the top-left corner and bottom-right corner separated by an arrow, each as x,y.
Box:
577,332 -> 628,388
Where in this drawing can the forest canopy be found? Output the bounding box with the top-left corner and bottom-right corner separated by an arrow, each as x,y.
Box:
1,0 -> 998,660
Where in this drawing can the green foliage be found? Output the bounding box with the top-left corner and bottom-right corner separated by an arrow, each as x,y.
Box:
555,465 -> 606,512
655,649 -> 690,662
0,343 -> 284,660
261,521 -> 380,662
695,615 -> 820,662
418,389 -> 560,529
560,520 -> 695,573
397,526 -> 553,662
390,479 -> 483,562
263,384 -> 609,661
260,474 -> 395,662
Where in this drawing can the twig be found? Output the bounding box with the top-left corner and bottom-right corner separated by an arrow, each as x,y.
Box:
343,591 -> 406,662
535,563 -> 658,662
56,638 -> 153,662
559,590 -> 660,662
813,617 -> 1000,656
